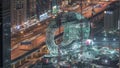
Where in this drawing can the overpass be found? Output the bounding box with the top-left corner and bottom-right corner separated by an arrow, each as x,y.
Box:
11,32 -> 64,68
11,1 -> 119,68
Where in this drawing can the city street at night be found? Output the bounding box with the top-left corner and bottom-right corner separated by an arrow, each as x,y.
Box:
2,0 -> 120,68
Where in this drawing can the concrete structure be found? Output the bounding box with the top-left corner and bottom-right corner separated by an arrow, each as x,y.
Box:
26,0 -> 36,20
104,3 -> 119,32
11,0 -> 36,31
2,0 -> 11,68
36,0 -> 51,15
11,0 -> 27,29
36,0 -> 62,20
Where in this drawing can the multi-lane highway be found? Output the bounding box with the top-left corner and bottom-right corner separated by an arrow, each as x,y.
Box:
11,0 -> 116,61
11,1 -> 108,48
11,25 -> 64,60
73,1 -> 114,18
11,22 -> 48,47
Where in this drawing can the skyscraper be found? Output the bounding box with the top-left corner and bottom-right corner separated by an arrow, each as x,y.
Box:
36,0 -> 51,16
2,0 -> 11,67
104,3 -> 119,32
11,0 -> 27,30
26,0 -> 36,19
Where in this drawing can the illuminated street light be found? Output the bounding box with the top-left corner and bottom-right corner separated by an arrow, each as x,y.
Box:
52,15 -> 56,18
103,38 -> 107,41
37,23 -> 41,26
24,21 -> 29,24
33,19 -> 36,21
104,33 -> 107,37
104,59 -> 108,63
16,25 -> 20,30
93,38 -> 96,40
104,11 -> 107,14
105,0 -> 109,1
64,10 -> 68,12
109,31 -> 113,33
104,11 -> 113,14
20,31 -> 24,34
87,0 -> 90,3
113,38 -> 116,41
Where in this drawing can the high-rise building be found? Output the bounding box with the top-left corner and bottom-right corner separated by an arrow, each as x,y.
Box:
2,0 -> 11,67
36,0 -> 62,21
26,0 -> 36,20
104,3 -> 119,32
118,5 -> 120,30
11,0 -> 27,29
36,0 -> 51,15
11,0 -> 37,31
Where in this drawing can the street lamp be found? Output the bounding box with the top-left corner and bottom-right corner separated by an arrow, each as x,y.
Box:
104,11 -> 107,14
64,10 -> 68,12
113,38 -> 116,41
103,37 -> 107,41
20,31 -> 24,34
87,0 -> 90,3
16,25 -> 20,30
37,23 -> 41,26
52,15 -> 56,18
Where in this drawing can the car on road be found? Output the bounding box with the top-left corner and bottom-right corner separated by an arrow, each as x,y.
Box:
93,4 -> 102,8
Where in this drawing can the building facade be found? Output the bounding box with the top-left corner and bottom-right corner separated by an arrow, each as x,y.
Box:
2,0 -> 11,67
36,0 -> 62,21
11,0 -> 27,29
26,0 -> 36,20
104,3 -> 119,32
11,0 -> 36,31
